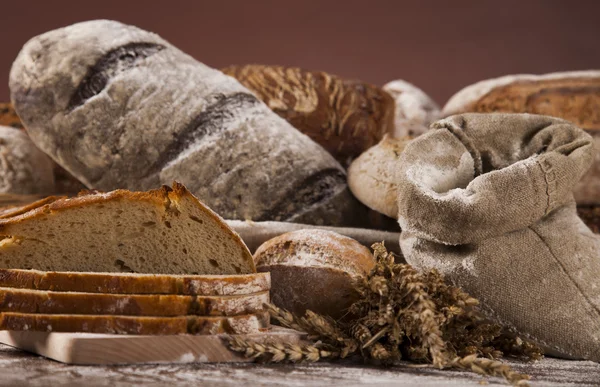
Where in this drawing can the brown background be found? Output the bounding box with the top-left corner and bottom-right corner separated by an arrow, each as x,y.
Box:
0,0 -> 598,105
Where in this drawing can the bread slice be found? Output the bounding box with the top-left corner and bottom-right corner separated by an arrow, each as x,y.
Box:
0,182 -> 255,274
0,269 -> 269,295
0,287 -> 269,317
0,311 -> 269,335
253,229 -> 375,319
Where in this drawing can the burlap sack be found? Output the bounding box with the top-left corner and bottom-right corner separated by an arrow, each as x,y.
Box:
397,113 -> 600,361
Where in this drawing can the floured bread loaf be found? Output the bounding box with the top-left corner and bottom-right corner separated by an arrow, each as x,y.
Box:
0,126 -> 55,195
222,64 -> 395,165
0,287 -> 269,316
442,71 -> 600,204
348,136 -> 412,219
253,229 -> 375,319
0,182 -> 255,275
10,20 -> 357,225
0,269 -> 270,295
383,80 -> 440,138
0,311 -> 270,335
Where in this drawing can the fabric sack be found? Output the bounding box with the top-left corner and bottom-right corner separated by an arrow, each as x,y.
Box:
397,113 -> 600,361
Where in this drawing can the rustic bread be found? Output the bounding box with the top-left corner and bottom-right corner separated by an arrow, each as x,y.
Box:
221,64 -> 395,166
253,230 -> 375,319
442,71 -> 600,204
577,206 -> 600,233
10,20 -> 358,226
0,182 -> 255,274
0,311 -> 269,335
0,103 -> 23,129
348,136 -> 412,219
0,269 -> 270,295
0,287 -> 268,316
383,80 -> 440,138
0,126 -> 55,195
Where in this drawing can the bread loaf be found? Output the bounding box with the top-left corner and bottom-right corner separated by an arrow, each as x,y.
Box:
0,269 -> 270,295
253,230 -> 375,319
442,71 -> 600,204
0,103 -> 23,129
0,182 -> 255,275
0,126 -> 55,195
0,311 -> 270,335
10,20 -> 358,226
348,136 -> 412,219
222,64 -> 395,166
0,287 -> 268,316
383,80 -> 440,137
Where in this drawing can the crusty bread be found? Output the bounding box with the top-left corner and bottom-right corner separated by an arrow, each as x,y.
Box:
442,71 -> 600,204
577,206 -> 600,233
253,230 -> 375,319
10,21 -> 356,226
0,126 -> 55,195
0,311 -> 270,335
222,64 -> 395,166
0,269 -> 270,295
383,80 -> 440,138
0,287 -> 268,316
0,103 -> 23,129
0,182 -> 255,275
348,136 -> 412,218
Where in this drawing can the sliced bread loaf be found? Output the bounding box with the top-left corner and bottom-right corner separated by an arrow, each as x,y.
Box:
253,230 -> 375,319
0,182 -> 255,275
0,269 -> 269,295
0,311 -> 269,335
0,287 -> 268,316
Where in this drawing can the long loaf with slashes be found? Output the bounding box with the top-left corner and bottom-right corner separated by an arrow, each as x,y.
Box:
9,20 -> 360,225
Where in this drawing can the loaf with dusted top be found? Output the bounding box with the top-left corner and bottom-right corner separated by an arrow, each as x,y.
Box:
10,20 -> 358,225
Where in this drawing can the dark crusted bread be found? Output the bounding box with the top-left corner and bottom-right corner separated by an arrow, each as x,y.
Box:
0,287 -> 269,316
253,229 -> 375,319
0,126 -> 55,195
0,269 -> 269,295
10,20 -> 357,226
0,311 -> 270,335
0,103 -> 23,129
442,71 -> 600,204
222,64 -> 395,166
0,182 -> 255,274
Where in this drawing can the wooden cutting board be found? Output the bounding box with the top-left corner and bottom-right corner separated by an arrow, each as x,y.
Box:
0,327 -> 305,365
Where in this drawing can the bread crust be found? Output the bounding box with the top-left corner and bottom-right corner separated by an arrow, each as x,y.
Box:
0,311 -> 270,335
383,80 -> 440,138
348,136 -> 412,218
222,64 -> 395,165
0,269 -> 270,295
254,230 -> 375,319
0,287 -> 269,316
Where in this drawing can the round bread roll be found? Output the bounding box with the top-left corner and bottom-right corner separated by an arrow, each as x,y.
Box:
383,80 -> 440,138
348,136 -> 412,219
0,126 -> 55,194
442,70 -> 600,205
10,20 -> 359,225
253,229 -> 375,319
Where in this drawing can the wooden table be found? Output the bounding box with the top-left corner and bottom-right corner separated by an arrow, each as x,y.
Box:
0,344 -> 598,386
